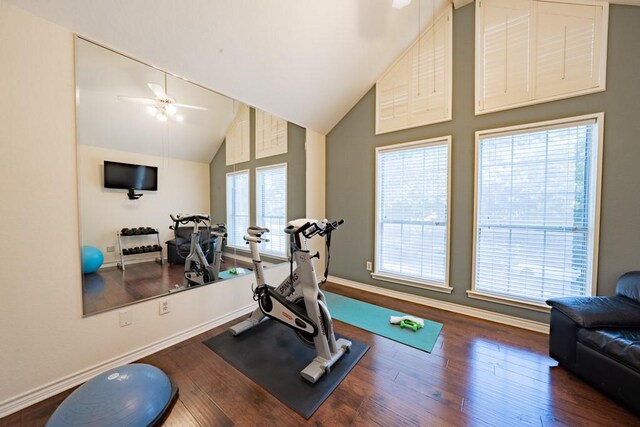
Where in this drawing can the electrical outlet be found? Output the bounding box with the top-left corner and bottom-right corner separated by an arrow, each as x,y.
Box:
119,310 -> 132,327
366,261 -> 372,271
159,299 -> 170,315
106,246 -> 115,253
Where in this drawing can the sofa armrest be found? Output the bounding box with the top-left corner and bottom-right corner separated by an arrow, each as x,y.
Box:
617,271 -> 640,303
546,296 -> 640,328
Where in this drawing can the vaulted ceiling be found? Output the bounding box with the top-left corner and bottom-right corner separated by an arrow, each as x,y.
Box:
9,0 -> 639,136
6,0 -> 452,134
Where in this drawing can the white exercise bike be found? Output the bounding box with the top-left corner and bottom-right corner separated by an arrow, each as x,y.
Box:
169,214 -> 226,289
229,218 -> 351,383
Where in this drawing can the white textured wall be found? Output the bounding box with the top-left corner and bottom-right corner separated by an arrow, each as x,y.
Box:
305,130 -> 327,274
0,1 -> 289,416
78,145 -> 210,265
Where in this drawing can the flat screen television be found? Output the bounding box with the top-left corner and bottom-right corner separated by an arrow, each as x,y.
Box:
104,160 -> 158,191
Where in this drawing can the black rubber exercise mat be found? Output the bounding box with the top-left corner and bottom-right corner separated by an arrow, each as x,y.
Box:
203,319 -> 369,419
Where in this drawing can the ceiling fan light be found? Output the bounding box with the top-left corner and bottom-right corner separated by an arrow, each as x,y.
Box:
157,113 -> 168,122
392,0 -> 411,9
165,104 -> 177,115
146,105 -> 157,116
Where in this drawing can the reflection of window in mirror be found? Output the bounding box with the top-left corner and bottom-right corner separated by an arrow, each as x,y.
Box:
256,164 -> 288,258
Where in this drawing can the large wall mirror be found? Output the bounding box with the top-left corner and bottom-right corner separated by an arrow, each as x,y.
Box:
76,37 -> 305,316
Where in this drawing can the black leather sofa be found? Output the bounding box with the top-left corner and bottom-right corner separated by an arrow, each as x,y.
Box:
165,226 -> 217,265
546,272 -> 640,413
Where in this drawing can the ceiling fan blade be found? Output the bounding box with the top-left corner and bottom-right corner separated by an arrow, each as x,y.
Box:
117,96 -> 156,105
147,83 -> 168,100
173,103 -> 208,111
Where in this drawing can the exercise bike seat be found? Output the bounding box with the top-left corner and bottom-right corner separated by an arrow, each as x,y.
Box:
247,226 -> 269,236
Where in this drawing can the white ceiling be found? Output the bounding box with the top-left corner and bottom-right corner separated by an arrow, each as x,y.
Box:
6,0 -> 451,135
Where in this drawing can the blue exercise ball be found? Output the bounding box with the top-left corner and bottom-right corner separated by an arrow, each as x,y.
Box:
46,364 -> 177,427
81,245 -> 104,274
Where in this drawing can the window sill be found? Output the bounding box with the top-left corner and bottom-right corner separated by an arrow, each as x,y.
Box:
466,290 -> 551,313
261,253 -> 288,262
371,273 -> 453,294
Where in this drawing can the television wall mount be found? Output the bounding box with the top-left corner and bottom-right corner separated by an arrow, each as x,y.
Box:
128,188 -> 143,200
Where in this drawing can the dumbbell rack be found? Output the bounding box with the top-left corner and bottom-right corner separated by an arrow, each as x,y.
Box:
116,227 -> 164,271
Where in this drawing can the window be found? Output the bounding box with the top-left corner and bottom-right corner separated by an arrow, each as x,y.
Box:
226,170 -> 249,248
373,137 -> 451,292
475,0 -> 608,115
255,109 -> 288,159
256,164 -> 287,257
376,5 -> 452,134
226,104 -> 250,166
471,114 -> 603,309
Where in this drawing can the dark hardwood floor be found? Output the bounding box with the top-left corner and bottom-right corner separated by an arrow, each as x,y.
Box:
4,283 -> 639,426
82,257 -> 253,315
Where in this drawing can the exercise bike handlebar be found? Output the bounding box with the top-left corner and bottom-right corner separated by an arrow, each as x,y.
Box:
285,219 -> 344,239
169,213 -> 211,224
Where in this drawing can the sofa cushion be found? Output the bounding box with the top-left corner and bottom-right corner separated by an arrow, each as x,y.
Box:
578,328 -> 640,373
546,296 -> 640,328
617,271 -> 640,304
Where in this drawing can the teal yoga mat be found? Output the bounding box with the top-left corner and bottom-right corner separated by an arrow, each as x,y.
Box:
323,291 -> 443,353
218,267 -> 252,280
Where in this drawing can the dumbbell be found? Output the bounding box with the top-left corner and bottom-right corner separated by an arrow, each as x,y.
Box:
145,227 -> 156,234
121,228 -> 132,236
153,244 -> 161,252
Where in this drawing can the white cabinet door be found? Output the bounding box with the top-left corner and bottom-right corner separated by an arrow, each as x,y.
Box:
225,104 -> 250,166
534,1 -> 604,99
255,109 -> 288,160
376,5 -> 452,134
477,0 -> 531,111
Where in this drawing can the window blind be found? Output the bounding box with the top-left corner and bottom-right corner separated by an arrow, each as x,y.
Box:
257,164 -> 287,256
475,118 -> 599,303
376,139 -> 449,286
226,170 -> 249,247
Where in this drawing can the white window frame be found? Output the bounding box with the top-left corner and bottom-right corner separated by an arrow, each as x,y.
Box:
469,113 -> 604,311
372,136 -> 452,294
256,163 -> 288,258
226,169 -> 250,249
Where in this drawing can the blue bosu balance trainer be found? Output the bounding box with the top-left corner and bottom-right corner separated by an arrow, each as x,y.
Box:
47,364 -> 178,427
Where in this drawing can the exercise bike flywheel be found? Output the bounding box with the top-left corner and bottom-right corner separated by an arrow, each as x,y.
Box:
293,298 -> 329,347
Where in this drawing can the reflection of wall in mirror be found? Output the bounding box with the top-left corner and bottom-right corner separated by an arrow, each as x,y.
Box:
78,144 -> 210,266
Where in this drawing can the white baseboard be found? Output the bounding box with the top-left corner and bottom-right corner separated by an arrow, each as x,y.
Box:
0,303 -> 256,418
328,275 -> 549,334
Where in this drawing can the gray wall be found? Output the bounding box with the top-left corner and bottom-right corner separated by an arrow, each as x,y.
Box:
210,108 -> 306,261
326,4 -> 640,323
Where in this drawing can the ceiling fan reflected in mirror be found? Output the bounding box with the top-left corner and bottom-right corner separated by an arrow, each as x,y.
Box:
118,79 -> 208,122
392,0 -> 411,8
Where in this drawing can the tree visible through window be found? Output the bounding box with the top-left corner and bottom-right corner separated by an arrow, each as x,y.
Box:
473,115 -> 602,305
375,137 -> 450,287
